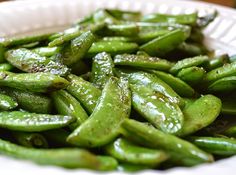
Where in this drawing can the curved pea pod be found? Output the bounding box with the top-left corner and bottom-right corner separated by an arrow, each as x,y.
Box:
90,52 -> 114,89
67,77 -> 131,147
32,46 -> 61,57
0,63 -> 14,71
178,95 -> 221,136
1,33 -> 52,47
52,90 -> 88,129
176,66 -> 206,86
115,69 -> 184,107
0,88 -> 52,114
189,136 -> 236,156
140,29 -> 187,57
0,71 -> 69,93
104,24 -> 139,37
170,55 -> 209,74
221,94 -> 236,115
66,74 -> 101,114
105,9 -> 141,22
12,132 -> 48,148
105,138 -> 168,166
0,138 -> 114,170
131,85 -> 184,134
141,12 -> 198,25
62,31 -> 95,66
5,48 -> 69,76
117,163 -> 151,172
204,54 -> 230,71
87,41 -> 139,58
0,93 -> 18,111
150,70 -> 195,97
114,54 -> 173,71
205,62 -> 236,83
207,76 -> 236,93
121,119 -> 214,166
0,111 -> 75,132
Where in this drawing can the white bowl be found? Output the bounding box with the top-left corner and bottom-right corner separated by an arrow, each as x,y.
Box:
0,0 -> 236,175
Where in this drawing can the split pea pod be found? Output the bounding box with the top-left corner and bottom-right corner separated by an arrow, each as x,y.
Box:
0,93 -> 18,111
5,48 -> 70,76
0,138 -> 115,170
121,119 -> 214,166
114,54 -> 173,71
179,95 -> 221,136
0,111 -> 74,132
52,90 -> 88,129
66,74 -> 101,114
105,138 -> 168,166
90,52 -> 114,89
67,77 -> 131,147
12,132 -> 48,148
0,71 -> 69,93
189,136 -> 236,156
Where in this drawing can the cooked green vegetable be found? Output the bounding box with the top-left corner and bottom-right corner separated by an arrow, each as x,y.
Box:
0,93 -> 18,111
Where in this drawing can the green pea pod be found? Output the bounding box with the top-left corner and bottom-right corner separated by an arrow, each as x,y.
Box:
150,70 -> 195,97
52,90 -> 88,129
114,54 -> 173,71
0,138 -> 113,170
179,95 -> 221,136
103,24 -> 139,37
105,9 -> 141,22
0,71 -> 69,93
102,36 -> 133,42
12,132 -> 48,148
66,74 -> 101,114
67,77 -> 131,147
48,22 -> 105,47
176,66 -> 206,86
90,52 -> 114,89
62,31 -> 95,66
131,84 -> 184,134
117,163 -> 151,172
170,55 -> 208,74
87,41 -> 138,58
121,119 -> 214,166
0,88 -> 52,114
96,156 -> 118,171
0,93 -> 18,111
176,42 -> 208,57
189,136 -> 236,156
0,63 -> 14,71
205,62 -> 236,83
5,48 -> 70,76
221,94 -> 236,115
21,42 -> 40,48
135,30 -> 171,44
1,33 -> 52,47
140,29 -> 187,57
142,13 -> 198,25
105,138 -> 168,165
204,54 -> 230,71
207,76 -> 236,93
0,111 -> 74,132
32,46 -> 61,57
92,9 -> 119,24
115,69 -> 184,106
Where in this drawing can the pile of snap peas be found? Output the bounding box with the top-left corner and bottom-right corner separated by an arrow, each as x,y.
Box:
0,8 -> 236,172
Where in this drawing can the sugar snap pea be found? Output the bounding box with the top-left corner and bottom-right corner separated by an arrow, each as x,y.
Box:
106,9 -> 141,22
12,132 -> 48,148
170,55 -> 208,74
114,54 -> 173,71
189,136 -> 236,156
117,163 -> 152,172
105,138 -> 168,165
67,77 -> 131,147
66,74 -> 101,114
204,54 -> 230,71
5,48 -> 69,76
52,90 -> 88,129
0,138 -> 113,170
207,76 -> 236,92
0,111 -> 75,132
104,24 -> 139,37
32,46 -> 61,57
150,70 -> 195,97
121,119 -> 214,166
0,93 -> 18,111
0,63 -> 14,71
90,52 -> 114,89
0,71 -> 69,93
179,95 -> 221,136
176,66 -> 206,86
